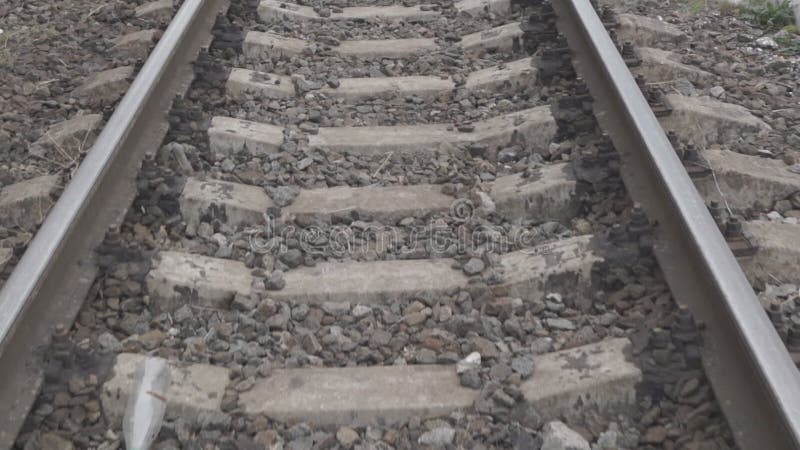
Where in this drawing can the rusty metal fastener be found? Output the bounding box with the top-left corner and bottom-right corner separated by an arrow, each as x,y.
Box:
683,144 -> 711,179
724,217 -> 758,257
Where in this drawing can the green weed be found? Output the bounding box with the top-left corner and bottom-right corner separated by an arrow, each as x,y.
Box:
741,0 -> 796,30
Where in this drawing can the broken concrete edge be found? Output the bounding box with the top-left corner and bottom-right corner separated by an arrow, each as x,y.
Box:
660,94 -> 772,147
112,29 -> 163,58
135,0 -> 174,20
616,13 -> 687,48
635,47 -> 714,84
100,353 -> 231,428
73,66 -> 136,106
29,114 -> 104,157
101,337 -> 641,427
0,175 -> 61,230
694,149 -> 800,213
740,220 -> 800,286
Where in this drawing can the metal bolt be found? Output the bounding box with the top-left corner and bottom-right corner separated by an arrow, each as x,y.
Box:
52,324 -> 68,341
628,206 -> 650,238
622,42 -> 635,56
601,6 -> 615,22
635,74 -> 646,88
652,328 -> 671,348
725,217 -> 743,239
609,223 -> 625,242
724,216 -> 758,257
768,302 -> 784,327
684,144 -> 700,162
672,305 -> 701,344
708,201 -> 725,229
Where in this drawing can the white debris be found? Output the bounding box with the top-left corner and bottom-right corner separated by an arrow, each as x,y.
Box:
542,421 -> 590,450
756,36 -> 779,49
456,352 -> 481,374
767,211 -> 784,221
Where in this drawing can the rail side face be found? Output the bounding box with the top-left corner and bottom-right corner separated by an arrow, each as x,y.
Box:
552,1 -> 800,449
0,0 -> 229,447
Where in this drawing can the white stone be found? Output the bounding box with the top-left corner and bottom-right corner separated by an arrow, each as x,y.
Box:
767,211 -> 784,221
541,421 -> 590,450
456,352 -> 481,373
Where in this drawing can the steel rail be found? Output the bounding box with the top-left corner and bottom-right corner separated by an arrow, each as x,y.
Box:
0,0 -> 228,447
552,1 -> 800,448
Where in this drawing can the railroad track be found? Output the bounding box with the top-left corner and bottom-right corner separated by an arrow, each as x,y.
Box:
1,0 -> 799,448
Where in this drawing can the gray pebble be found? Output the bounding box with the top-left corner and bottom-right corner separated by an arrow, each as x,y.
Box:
264,270 -> 286,290
511,353 -> 535,378
97,332 -> 122,352
417,427 -> 455,446
267,186 -> 300,207
462,258 -> 485,275
545,317 -> 576,331
459,368 -> 482,389
321,301 -> 350,316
